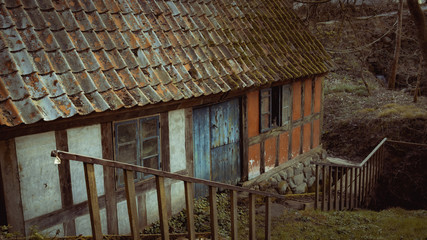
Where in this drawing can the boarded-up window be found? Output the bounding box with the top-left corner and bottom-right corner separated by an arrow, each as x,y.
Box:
114,116 -> 160,187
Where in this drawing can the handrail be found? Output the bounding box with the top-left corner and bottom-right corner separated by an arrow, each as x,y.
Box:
51,150 -> 285,200
359,138 -> 387,166
51,150 -> 285,240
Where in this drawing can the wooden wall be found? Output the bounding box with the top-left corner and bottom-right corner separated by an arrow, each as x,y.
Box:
246,77 -> 323,179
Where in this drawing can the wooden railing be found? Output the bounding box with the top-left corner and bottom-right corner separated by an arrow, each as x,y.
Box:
51,150 -> 286,240
312,138 -> 387,211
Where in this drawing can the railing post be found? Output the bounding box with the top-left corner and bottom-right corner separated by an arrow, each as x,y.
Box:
83,163 -> 103,240
230,190 -> 238,240
339,167 -> 343,210
249,193 -> 256,240
184,181 -> 196,240
265,197 -> 271,240
156,176 -> 170,240
334,166 -> 338,210
357,167 -> 361,208
349,167 -> 353,210
328,166 -> 332,211
209,186 -> 219,240
321,165 -> 326,211
124,170 -> 139,240
344,167 -> 348,209
314,165 -> 319,210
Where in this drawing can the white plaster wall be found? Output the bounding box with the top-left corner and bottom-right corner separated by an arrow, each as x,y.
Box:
117,200 -> 130,234
170,182 -> 185,215
15,131 -> 62,220
145,189 -> 159,224
40,223 -> 64,237
75,209 -> 107,236
67,124 -> 104,204
168,109 -> 187,172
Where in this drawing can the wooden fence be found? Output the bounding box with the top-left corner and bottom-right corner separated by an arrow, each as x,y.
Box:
51,150 -> 286,240
312,138 -> 387,211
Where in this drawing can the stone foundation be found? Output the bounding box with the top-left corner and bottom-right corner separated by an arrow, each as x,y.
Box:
242,147 -> 327,195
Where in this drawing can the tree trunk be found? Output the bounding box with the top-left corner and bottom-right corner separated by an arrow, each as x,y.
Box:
407,0 -> 427,95
388,0 -> 403,90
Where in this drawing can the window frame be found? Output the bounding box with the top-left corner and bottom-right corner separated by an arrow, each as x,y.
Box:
113,115 -> 161,188
259,84 -> 292,133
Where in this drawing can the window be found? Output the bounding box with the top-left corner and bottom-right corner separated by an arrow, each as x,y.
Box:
114,116 -> 160,187
260,85 -> 292,132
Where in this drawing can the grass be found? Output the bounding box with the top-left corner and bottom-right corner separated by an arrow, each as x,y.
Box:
377,103 -> 427,119
251,208 -> 427,240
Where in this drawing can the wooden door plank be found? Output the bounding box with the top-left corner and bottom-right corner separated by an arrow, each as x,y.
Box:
209,186 -> 219,240
124,170 -> 139,240
184,181 -> 196,240
0,139 -> 25,235
83,163 -> 103,240
314,165 -> 319,210
156,176 -> 170,240
230,190 -> 238,240
321,165 -> 326,211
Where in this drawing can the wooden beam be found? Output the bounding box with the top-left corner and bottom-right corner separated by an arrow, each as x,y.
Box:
241,96 -> 249,181
184,109 -> 194,177
0,139 -> 25,235
184,181 -> 196,240
230,190 -> 238,240
55,130 -> 76,236
209,186 -> 219,240
83,163 -> 103,240
156,176 -> 170,240
101,122 -> 118,234
124,170 -> 139,240
160,113 -> 170,172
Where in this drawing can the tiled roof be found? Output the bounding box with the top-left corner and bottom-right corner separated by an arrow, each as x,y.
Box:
0,0 -> 331,127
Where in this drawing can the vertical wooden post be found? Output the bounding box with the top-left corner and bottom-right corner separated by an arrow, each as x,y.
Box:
321,165 -> 326,211
83,163 -> 103,240
349,168 -> 354,210
249,193 -> 256,240
156,176 -> 170,240
209,186 -> 219,240
339,167 -> 343,210
184,182 -> 196,240
344,168 -> 348,209
314,165 -> 319,210
265,197 -> 271,240
355,168 -> 360,208
124,170 -> 139,240
328,166 -> 332,211
230,190 -> 238,240
334,166 -> 338,210
0,139 -> 25,235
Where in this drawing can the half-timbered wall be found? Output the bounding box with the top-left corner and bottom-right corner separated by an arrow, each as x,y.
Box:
247,77 -> 323,179
0,109 -> 190,236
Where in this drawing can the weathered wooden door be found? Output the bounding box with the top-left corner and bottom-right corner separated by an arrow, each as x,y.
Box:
193,99 -> 241,197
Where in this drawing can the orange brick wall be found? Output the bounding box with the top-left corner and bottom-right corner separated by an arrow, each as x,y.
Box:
291,126 -> 301,158
247,90 -> 259,138
304,78 -> 312,116
264,137 -> 277,172
303,123 -> 311,153
292,81 -> 301,121
248,143 -> 261,179
278,132 -> 289,165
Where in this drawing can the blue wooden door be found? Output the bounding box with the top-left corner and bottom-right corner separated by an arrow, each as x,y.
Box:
193,99 -> 240,197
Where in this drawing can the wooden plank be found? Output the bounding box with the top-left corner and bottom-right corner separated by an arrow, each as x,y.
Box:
101,122 -> 118,234
355,168 -> 359,208
55,130 -> 76,235
184,182 -> 196,240
83,163 -> 103,240
185,109 -> 194,177
339,167 -> 343,211
52,151 -> 287,200
160,112 -> 170,172
0,139 -> 25,235
321,165 -> 326,211
208,186 -> 219,240
230,190 -> 238,240
249,193 -> 256,240
241,96 -> 249,181
344,167 -> 348,209
193,107 -> 211,198
137,194 -> 147,230
349,168 -> 353,210
124,170 -> 139,240
156,176 -> 170,240
314,165 -> 319,210
334,166 -> 338,210
265,197 -> 271,240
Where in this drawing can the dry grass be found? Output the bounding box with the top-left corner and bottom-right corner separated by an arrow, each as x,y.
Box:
377,103 -> 427,119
